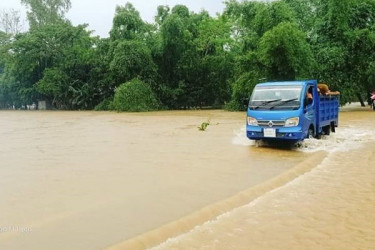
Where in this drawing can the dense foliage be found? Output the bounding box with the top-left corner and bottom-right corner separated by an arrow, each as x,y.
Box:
112,79 -> 161,112
1,0 -> 375,111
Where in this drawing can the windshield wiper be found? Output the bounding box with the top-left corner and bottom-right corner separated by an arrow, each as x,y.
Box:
251,99 -> 281,110
269,98 -> 299,110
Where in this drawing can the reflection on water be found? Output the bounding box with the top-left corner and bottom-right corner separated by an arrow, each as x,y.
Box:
153,109 -> 375,249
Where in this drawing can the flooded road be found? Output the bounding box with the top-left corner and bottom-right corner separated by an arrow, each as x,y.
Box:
0,110 -> 306,249
1,107 -> 374,249
152,107 -> 375,250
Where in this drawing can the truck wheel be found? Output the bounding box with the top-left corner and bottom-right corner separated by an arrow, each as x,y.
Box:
323,125 -> 330,135
308,128 -> 314,139
331,122 -> 336,133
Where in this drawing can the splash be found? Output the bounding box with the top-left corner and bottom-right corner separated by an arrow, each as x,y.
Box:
233,125 -> 375,153
231,126 -> 254,146
295,126 -> 375,153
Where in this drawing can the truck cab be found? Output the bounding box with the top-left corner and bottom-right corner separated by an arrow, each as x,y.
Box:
246,80 -> 339,141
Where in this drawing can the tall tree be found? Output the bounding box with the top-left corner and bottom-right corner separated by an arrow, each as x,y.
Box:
312,0 -> 375,105
0,30 -> 12,108
109,3 -> 148,40
155,5 -> 170,26
109,40 -> 157,86
7,22 -> 96,109
21,0 -> 71,28
258,22 -> 315,81
283,0 -> 318,35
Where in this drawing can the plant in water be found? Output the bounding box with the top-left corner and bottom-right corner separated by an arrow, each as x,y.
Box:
198,120 -> 210,131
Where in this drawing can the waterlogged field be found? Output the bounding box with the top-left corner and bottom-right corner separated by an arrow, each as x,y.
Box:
0,106 -> 374,249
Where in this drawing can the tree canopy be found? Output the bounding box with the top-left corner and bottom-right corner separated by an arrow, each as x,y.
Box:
1,0 -> 375,110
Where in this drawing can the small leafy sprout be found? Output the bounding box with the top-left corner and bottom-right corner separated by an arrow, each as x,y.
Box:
198,120 -> 210,131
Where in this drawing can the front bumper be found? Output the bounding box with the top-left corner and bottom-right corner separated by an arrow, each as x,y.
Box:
246,126 -> 305,141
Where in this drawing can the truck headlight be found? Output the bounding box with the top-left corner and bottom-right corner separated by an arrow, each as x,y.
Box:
247,117 -> 258,126
285,117 -> 299,127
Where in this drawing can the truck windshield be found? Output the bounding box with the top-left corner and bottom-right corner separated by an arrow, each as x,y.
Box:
249,86 -> 302,110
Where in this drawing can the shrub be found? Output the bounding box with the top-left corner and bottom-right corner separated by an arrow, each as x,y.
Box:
225,72 -> 259,111
94,98 -> 114,111
113,79 -> 161,112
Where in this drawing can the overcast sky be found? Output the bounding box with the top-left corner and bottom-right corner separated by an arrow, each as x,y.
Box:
0,0 -> 226,37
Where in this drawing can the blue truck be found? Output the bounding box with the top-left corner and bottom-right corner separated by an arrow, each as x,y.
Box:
246,80 -> 339,141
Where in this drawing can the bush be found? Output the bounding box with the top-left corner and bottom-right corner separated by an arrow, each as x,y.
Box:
113,79 -> 161,112
94,98 -> 114,111
225,72 -> 259,111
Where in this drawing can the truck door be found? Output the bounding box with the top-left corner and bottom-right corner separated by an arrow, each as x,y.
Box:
303,85 -> 316,138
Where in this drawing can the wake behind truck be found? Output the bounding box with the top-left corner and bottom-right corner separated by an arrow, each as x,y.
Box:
246,80 -> 339,141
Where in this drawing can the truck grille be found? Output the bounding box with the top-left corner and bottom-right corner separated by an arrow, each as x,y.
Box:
258,120 -> 285,127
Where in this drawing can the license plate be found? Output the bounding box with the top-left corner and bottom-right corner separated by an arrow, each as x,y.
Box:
264,128 -> 276,138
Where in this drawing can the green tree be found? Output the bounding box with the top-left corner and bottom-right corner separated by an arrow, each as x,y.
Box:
345,1 -> 375,104
4,0 -> 375,111
155,5 -> 170,26
252,1 -> 296,37
186,15 -> 234,107
283,0 -> 318,35
258,22 -> 315,80
171,5 -> 190,18
159,10 -> 190,87
0,31 -> 10,107
311,0 -> 375,105
101,2 -> 158,107
21,0 -> 71,29
225,0 -> 296,40
223,0 -> 308,110
109,40 -> 157,86
109,2 -> 151,41
7,22 -> 97,109
153,5 -> 193,108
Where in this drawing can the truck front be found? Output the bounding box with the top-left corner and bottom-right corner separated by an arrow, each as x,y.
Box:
246,81 -> 307,141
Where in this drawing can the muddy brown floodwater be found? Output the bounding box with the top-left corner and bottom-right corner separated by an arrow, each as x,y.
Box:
0,107 -> 374,249
151,107 -> 375,250
0,110 -> 305,249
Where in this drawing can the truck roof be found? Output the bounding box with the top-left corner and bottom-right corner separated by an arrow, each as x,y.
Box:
257,80 -> 316,87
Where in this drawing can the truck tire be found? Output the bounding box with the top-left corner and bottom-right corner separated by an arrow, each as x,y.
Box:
309,126 -> 321,139
331,122 -> 336,133
315,133 -> 321,139
308,127 -> 314,139
323,125 -> 330,135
